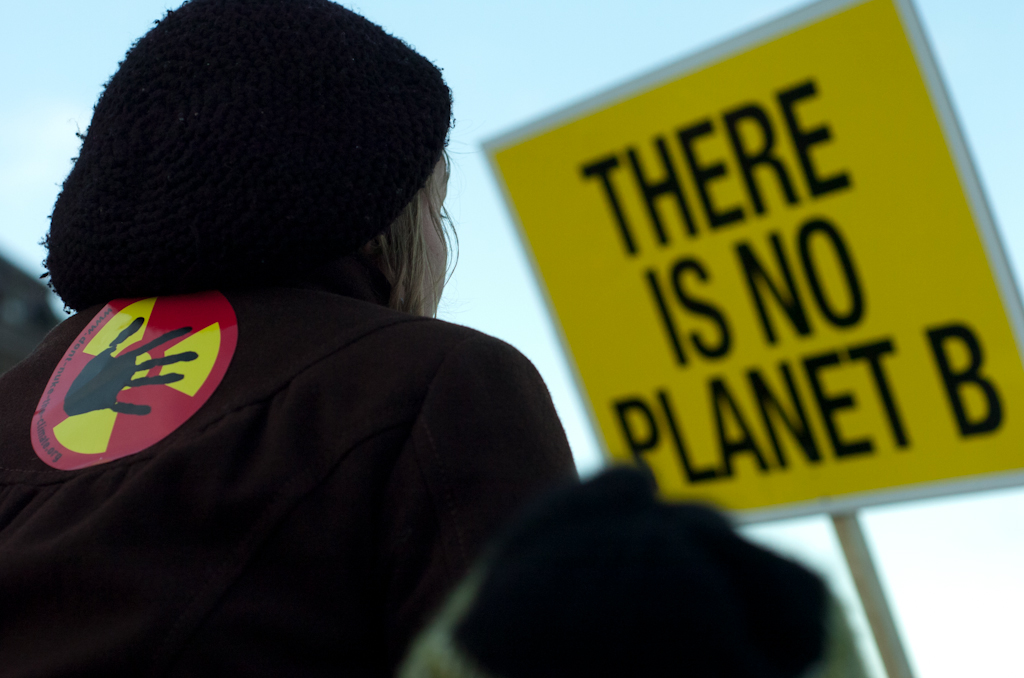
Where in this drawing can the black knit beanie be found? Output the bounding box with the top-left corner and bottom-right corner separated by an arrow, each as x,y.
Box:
446,469 -> 830,678
47,0 -> 452,311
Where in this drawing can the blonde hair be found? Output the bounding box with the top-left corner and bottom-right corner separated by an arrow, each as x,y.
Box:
363,153 -> 454,317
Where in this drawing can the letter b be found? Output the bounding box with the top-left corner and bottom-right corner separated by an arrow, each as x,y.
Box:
927,324 -> 1002,436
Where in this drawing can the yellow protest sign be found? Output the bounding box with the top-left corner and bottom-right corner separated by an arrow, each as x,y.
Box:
485,0 -> 1024,519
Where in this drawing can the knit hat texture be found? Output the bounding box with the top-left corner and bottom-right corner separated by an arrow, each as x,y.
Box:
47,0 -> 452,311
452,468 -> 828,678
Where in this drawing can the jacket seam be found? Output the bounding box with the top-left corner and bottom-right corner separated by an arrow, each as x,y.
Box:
152,465 -> 315,675
403,333 -> 490,575
0,314 -> 435,486
420,421 -> 469,567
156,419 -> 414,675
151,313 -> 437,442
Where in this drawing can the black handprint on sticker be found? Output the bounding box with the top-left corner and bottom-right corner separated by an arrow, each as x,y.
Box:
64,317 -> 198,417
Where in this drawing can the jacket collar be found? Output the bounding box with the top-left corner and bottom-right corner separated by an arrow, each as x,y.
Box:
290,252 -> 392,307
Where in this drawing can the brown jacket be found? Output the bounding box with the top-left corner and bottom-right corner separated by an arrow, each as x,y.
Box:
0,258 -> 577,676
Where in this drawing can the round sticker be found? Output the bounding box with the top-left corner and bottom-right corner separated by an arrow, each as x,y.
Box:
31,291 -> 237,471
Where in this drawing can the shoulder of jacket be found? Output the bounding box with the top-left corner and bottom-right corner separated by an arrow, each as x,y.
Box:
373,316 -> 536,374
224,288 -> 533,396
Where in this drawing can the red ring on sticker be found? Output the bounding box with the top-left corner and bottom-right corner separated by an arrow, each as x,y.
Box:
31,291 -> 237,471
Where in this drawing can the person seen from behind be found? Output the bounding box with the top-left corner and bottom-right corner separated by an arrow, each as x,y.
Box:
0,0 -> 577,675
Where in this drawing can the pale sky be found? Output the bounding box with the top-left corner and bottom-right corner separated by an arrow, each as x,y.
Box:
2,1 -> 1023,676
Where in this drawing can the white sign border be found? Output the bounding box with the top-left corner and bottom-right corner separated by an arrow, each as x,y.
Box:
482,0 -> 1024,524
